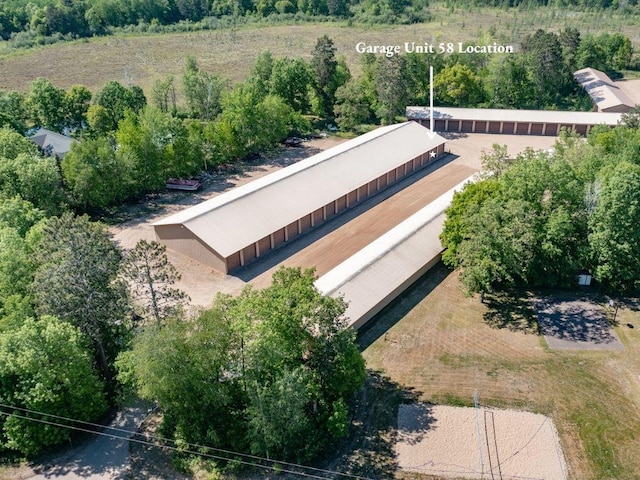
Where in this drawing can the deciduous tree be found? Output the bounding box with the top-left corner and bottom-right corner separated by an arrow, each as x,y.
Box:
0,316 -> 107,456
589,162 -> 640,291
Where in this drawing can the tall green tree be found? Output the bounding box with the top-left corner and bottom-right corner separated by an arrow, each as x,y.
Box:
0,153 -> 65,216
589,162 -> 640,291
0,127 -> 39,160
334,77 -> 376,131
151,75 -> 177,114
0,90 -> 27,133
182,56 -> 227,121
30,213 -> 130,384
26,78 -> 67,131
64,84 -> 93,133
91,80 -> 147,133
0,316 -> 107,456
374,55 -> 408,124
62,136 -> 130,210
434,63 -> 484,107
269,57 -> 313,113
521,30 -> 569,109
310,35 -> 339,117
116,307 -> 244,449
485,55 -> 535,109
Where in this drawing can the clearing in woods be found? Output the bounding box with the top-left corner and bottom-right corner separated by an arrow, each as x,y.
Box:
0,6 -> 639,93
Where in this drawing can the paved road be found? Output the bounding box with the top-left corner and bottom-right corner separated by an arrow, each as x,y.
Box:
27,405 -> 149,480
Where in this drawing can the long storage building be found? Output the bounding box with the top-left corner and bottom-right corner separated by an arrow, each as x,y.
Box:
406,106 -> 622,136
153,121 -> 447,274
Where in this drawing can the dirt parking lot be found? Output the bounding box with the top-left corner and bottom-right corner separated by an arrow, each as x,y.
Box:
111,132 -> 558,307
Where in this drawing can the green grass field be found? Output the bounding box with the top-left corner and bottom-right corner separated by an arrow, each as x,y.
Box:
0,5 -> 639,94
359,263 -> 640,479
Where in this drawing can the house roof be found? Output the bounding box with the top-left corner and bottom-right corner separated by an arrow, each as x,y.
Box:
573,68 -> 635,112
406,106 -> 622,126
153,122 -> 446,258
29,128 -> 74,158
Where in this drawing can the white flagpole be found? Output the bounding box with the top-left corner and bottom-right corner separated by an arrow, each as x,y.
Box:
430,65 -> 434,133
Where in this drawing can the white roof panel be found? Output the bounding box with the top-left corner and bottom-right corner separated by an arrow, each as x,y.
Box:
154,122 -> 446,257
574,68 -> 635,111
316,175 -> 475,328
406,106 -> 622,126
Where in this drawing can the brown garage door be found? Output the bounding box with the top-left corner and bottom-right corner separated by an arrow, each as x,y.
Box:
347,190 -> 358,207
242,244 -> 256,263
287,221 -> 299,240
257,236 -> 271,257
503,122 -> 515,134
273,228 -> 286,248
530,123 -> 543,135
300,214 -> 312,233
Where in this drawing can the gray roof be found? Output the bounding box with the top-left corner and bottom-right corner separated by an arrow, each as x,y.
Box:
29,128 -> 74,158
406,106 -> 622,126
153,122 -> 446,258
574,68 -> 635,112
316,175 -> 475,329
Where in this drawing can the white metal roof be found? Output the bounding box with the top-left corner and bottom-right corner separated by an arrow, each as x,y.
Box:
406,106 -> 622,126
153,122 -> 446,257
316,175 -> 476,329
574,68 -> 635,111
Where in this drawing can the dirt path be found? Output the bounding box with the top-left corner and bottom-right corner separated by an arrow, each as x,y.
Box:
26,405 -> 150,480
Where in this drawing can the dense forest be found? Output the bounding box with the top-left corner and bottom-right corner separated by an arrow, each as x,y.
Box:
0,0 -> 638,47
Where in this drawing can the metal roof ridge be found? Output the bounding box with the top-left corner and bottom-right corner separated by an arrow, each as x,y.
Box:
153,121 -> 429,226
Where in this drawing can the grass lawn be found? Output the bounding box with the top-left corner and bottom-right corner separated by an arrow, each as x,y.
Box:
359,263 -> 640,480
0,5 -> 638,94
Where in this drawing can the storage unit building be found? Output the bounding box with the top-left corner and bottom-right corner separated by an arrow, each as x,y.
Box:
406,106 -> 622,136
153,121 -> 447,273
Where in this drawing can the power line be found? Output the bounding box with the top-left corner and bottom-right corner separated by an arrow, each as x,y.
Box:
0,408 -> 333,479
0,403 -> 372,480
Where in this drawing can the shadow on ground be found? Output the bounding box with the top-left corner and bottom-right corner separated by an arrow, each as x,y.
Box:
357,262 -> 451,350
321,371 -> 426,480
482,290 -> 540,334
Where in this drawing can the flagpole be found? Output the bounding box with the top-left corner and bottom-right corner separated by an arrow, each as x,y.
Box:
430,65 -> 434,133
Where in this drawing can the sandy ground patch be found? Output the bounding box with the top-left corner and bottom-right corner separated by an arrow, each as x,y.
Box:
533,297 -> 624,351
396,403 -> 568,480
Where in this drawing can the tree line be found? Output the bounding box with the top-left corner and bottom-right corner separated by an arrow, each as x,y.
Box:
0,0 -> 430,44
0,138 -> 365,465
1,30 -> 637,213
440,111 -> 640,298
334,28 -> 637,129
0,36 -> 348,211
